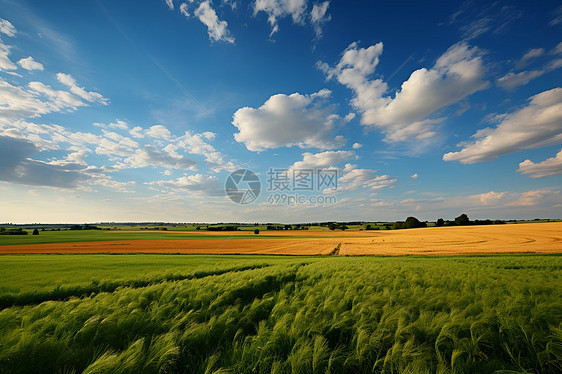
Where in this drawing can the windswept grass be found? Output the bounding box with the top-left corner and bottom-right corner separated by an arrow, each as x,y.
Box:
0,254 -> 560,373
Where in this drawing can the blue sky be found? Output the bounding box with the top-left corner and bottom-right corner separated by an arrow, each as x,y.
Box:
0,0 -> 561,223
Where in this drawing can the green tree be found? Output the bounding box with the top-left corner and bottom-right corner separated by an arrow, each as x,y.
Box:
455,213 -> 470,226
32,228 -> 39,235
254,229 -> 260,235
436,218 -> 444,227
405,216 -> 426,228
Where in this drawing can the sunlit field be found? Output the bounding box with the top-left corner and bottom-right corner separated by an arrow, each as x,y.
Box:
1,222 -> 561,256
0,254 -> 561,373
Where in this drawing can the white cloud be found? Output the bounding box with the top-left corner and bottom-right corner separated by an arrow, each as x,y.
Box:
451,4 -> 522,41
56,73 -> 108,105
518,149 -> 562,178
0,78 -> 53,119
146,124 -> 172,139
0,38 -> 17,71
352,142 -> 362,149
180,2 -> 190,17
130,126 -> 145,138
326,163 -> 396,194
17,56 -> 44,71
498,48 -> 562,90
289,150 -> 355,170
254,0 -> 307,36
319,42 -> 488,142
195,1 -> 234,43
165,0 -> 174,10
91,177 -> 136,192
147,174 -> 222,195
552,42 -> 562,55
443,87 -> 562,163
506,190 -> 560,207
93,120 -> 129,130
28,81 -> 85,110
95,132 -> 139,157
516,48 -> 545,69
310,1 -> 331,38
232,90 -> 346,151
177,131 -> 235,172
498,70 -> 545,90
124,145 -> 197,170
475,191 -> 505,205
410,173 -> 418,179
0,19 -> 16,37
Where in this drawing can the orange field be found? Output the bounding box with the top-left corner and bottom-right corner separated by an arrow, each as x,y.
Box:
1,222 -> 560,255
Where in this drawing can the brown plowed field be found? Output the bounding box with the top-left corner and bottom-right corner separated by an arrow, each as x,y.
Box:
1,222 -> 560,256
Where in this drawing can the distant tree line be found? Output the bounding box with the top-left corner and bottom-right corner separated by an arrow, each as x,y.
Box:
434,214 -> 505,227
68,224 -> 102,231
0,228 -> 28,235
389,214 -> 508,230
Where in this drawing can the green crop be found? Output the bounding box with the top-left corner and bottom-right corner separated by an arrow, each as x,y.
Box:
0,254 -> 560,373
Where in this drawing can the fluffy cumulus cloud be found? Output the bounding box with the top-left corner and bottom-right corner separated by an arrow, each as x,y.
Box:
443,87 -> 562,163
176,131 -> 236,172
288,150 -> 355,170
475,191 -> 505,205
326,163 -> 396,194
195,1 -> 235,43
174,1 -> 234,43
517,149 -> 562,178
319,42 -> 488,142
17,56 -> 44,71
146,124 -> 172,139
232,90 -> 346,151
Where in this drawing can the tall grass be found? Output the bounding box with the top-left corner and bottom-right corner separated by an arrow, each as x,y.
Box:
0,255 -> 560,373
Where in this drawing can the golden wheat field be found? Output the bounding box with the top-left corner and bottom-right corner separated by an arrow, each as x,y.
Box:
1,222 -> 560,255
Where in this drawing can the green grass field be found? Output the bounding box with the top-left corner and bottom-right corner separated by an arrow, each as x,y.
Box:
0,254 -> 561,373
